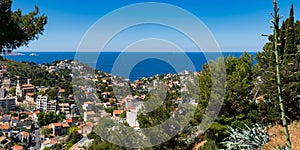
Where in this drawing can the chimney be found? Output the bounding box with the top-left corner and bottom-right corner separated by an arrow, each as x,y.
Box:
27,78 -> 32,85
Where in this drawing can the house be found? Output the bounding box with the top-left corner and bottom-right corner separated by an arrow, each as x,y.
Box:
126,107 -> 139,128
41,138 -> 58,150
0,95 -> 16,113
48,123 -> 70,136
21,81 -> 35,98
0,136 -> 11,149
113,110 -> 124,120
36,95 -> 48,112
58,103 -> 70,114
79,122 -> 94,136
0,125 -> 11,136
101,92 -> 111,99
25,93 -> 35,102
18,131 -> 30,146
46,100 -> 57,113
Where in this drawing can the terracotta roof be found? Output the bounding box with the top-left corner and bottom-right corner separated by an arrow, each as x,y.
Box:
70,143 -> 79,150
127,106 -> 136,111
101,92 -> 111,95
62,123 -> 70,128
11,117 -> 19,120
66,119 -> 72,123
26,93 -> 35,97
20,131 -> 30,137
59,88 -> 65,93
113,110 -> 124,115
52,123 -> 61,127
12,145 -> 23,150
34,110 -> 40,115
22,84 -> 34,87
0,125 -> 9,130
0,136 -> 6,141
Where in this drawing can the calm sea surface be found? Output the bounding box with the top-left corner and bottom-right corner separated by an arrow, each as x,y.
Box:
4,52 -> 257,81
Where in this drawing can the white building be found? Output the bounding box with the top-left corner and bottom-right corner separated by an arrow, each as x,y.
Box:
36,95 -> 47,111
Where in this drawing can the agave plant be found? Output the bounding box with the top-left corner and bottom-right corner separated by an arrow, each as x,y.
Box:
220,123 -> 269,150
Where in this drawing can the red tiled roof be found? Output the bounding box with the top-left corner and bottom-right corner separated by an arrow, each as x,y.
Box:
0,125 -> 9,130
52,123 -> 61,127
66,119 -> 72,123
62,123 -> 70,128
70,143 -> 79,150
12,145 -> 23,150
20,131 -> 30,137
113,110 -> 124,115
26,93 -> 35,97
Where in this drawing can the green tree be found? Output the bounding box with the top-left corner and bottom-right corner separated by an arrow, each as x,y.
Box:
0,0 -> 47,53
41,126 -> 51,137
284,4 -> 297,62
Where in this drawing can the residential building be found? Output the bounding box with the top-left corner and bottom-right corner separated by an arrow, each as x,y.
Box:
0,93 -> 16,113
46,100 -> 57,112
11,145 -> 24,150
36,95 -> 47,112
18,131 -> 30,146
48,123 -> 70,136
36,95 -> 57,112
113,110 -> 124,120
0,136 -> 11,149
58,103 -> 70,114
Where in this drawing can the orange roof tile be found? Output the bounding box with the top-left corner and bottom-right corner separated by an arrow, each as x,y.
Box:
12,145 -> 23,150
62,123 -> 70,128
70,144 -> 79,150
26,93 -> 35,97
0,125 -> 9,130
52,123 -> 61,127
59,88 -> 65,93
66,119 -> 72,123
113,110 -> 124,115
20,131 -> 30,137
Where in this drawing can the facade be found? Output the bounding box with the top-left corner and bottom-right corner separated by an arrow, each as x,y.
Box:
46,100 -> 57,112
36,95 -> 47,112
58,103 -> 70,114
0,96 -> 16,113
16,78 -> 35,98
36,95 -> 57,112
0,136 -> 11,149
48,123 -> 70,136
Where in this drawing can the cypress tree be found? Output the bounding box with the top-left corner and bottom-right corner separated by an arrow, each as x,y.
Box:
284,4 -> 297,62
279,20 -> 286,59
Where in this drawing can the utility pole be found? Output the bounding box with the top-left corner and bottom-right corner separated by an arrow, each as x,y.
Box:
272,0 -> 292,149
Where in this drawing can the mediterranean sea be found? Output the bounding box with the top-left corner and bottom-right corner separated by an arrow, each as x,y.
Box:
4,52 -> 257,81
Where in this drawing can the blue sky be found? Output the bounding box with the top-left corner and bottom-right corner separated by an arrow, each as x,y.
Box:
12,0 -> 300,52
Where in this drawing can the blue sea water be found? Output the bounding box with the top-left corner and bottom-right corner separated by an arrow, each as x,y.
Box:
3,52 -> 257,81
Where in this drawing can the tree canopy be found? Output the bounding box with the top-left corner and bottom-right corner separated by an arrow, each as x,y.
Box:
0,0 -> 47,53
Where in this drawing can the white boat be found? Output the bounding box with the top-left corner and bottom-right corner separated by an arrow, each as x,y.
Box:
30,53 -> 39,56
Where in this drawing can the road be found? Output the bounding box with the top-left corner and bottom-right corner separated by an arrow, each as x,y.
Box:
28,124 -> 41,150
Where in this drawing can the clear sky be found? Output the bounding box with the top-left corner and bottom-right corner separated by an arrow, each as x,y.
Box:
12,0 -> 300,52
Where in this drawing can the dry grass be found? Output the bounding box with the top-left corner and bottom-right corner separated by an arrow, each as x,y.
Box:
263,121 -> 300,149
